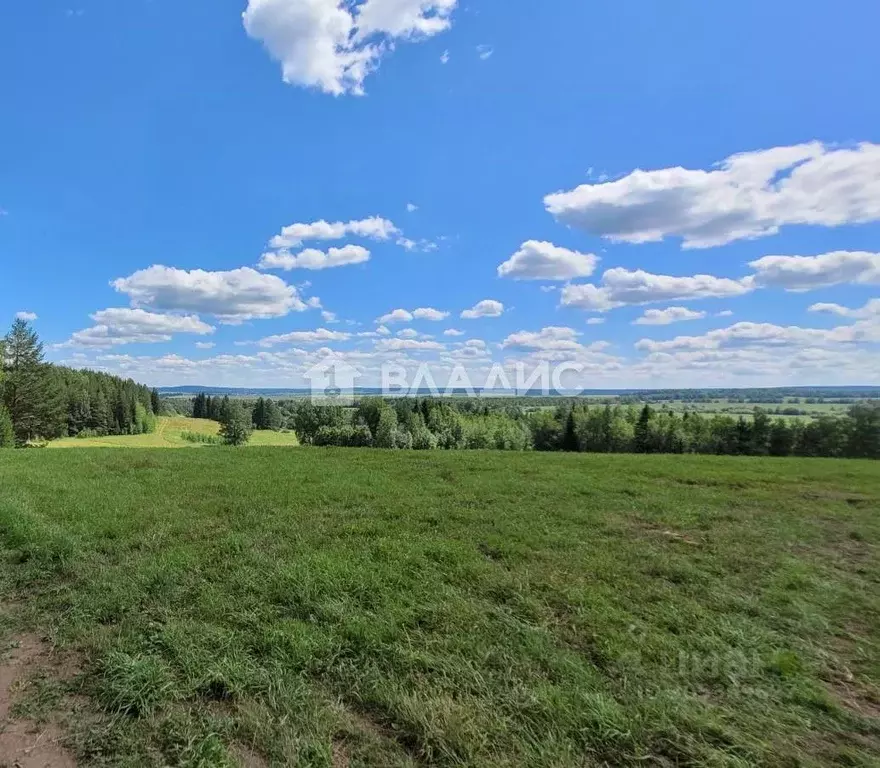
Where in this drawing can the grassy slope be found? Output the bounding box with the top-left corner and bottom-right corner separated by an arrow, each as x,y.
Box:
0,449 -> 877,767
46,416 -> 299,448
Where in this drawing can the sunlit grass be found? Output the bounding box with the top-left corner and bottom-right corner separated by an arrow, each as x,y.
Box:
0,449 -> 877,766
45,416 -> 299,449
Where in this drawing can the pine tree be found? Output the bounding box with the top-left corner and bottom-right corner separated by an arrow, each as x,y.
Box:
219,395 -> 232,425
151,388 -> 161,415
634,404 -> 653,453
2,319 -> 51,443
252,397 -> 266,430
561,409 -> 579,452
90,389 -> 112,435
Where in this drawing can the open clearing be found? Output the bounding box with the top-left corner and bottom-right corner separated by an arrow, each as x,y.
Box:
45,417 -> 299,449
0,449 -> 878,766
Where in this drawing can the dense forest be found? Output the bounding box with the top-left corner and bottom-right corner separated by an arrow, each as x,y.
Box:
175,392 -> 880,459
0,319 -> 159,446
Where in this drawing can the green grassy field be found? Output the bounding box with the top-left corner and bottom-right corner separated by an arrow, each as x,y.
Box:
0,449 -> 878,766
45,416 -> 300,449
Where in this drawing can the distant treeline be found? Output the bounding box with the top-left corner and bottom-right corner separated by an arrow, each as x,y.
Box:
0,320 -> 160,446
173,393 -> 880,459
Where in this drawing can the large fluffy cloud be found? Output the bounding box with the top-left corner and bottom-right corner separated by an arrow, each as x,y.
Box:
243,0 -> 457,95
497,240 -> 599,281
561,268 -> 752,312
749,251 -> 880,291
58,308 -> 215,348
259,244 -> 370,271
545,142 -> 880,248
112,266 -> 313,323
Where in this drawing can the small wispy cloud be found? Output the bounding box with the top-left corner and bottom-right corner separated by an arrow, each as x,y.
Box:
440,49 -> 450,64
477,45 -> 493,60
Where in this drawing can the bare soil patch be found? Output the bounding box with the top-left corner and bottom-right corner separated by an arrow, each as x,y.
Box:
0,633 -> 77,767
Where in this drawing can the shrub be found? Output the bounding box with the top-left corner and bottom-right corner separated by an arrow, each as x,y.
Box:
180,431 -> 222,445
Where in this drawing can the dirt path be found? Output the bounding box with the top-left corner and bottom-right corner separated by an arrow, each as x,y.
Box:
0,633 -> 77,767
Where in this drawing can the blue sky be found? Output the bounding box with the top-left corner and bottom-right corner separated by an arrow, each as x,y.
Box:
2,0 -> 879,388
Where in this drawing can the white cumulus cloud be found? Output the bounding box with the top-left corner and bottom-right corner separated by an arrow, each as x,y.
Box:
461,299 -> 504,319
636,319 -> 880,354
259,244 -> 371,271
497,240 -> 599,281
375,337 -> 445,352
269,216 -> 399,249
545,142 -> 880,248
561,268 -> 752,312
632,307 -> 707,326
58,308 -> 215,348
255,327 -> 352,347
809,298 -> 880,319
243,0 -> 457,96
749,251 -> 880,291
112,266 -> 313,323
412,307 -> 449,321
502,326 -> 582,351
377,308 -> 414,324
15,311 -> 38,321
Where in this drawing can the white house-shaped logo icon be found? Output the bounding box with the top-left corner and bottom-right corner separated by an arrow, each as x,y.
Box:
303,359 -> 361,404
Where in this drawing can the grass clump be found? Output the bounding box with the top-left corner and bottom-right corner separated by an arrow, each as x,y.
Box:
179,431 -> 222,446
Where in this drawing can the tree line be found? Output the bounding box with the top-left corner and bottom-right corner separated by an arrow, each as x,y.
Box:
251,396 -> 879,458
0,319 -> 159,447
188,393 -> 283,432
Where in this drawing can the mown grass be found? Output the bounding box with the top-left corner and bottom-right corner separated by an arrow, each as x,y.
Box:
45,416 -> 300,449
0,449 -> 878,766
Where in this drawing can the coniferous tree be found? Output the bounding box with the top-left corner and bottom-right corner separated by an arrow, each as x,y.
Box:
219,395 -> 232,425
252,397 -> 266,429
2,319 -> 51,443
561,409 -> 579,452
90,389 -> 113,435
634,404 -> 652,453
151,388 -> 161,415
